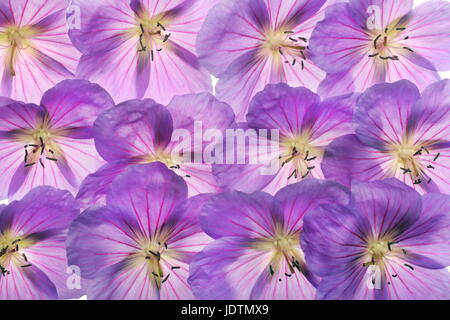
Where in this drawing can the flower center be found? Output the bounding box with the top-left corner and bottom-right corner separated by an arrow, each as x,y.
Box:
134,16 -> 172,60
138,238 -> 180,288
367,25 -> 414,61
279,134 -> 319,180
19,128 -> 61,170
260,29 -> 309,69
0,26 -> 37,76
0,231 -> 33,276
390,142 -> 439,185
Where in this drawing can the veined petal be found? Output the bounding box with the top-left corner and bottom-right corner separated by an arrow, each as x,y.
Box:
106,163 -> 188,238
350,179 -> 422,238
94,99 -> 173,162
76,160 -> 131,208
66,205 -> 142,280
0,263 -> 57,300
247,83 -> 320,137
396,193 -> 450,268
401,0 -> 450,71
197,0 -> 270,77
200,191 -> 275,239
189,237 -> 273,299
41,80 -> 115,135
354,80 -> 421,149
273,179 -> 349,234
86,259 -> 160,300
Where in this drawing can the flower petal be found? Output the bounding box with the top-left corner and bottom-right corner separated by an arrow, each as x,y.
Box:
0,263 -> 57,300
76,160 -> 131,208
396,193 -> 450,269
200,191 -> 275,239
94,99 -> 173,162
401,0 -> 450,71
247,83 -> 320,137
41,80 -> 115,134
274,179 -> 350,234
350,179 -> 422,238
354,80 -> 421,149
188,237 -> 272,299
106,163 -> 188,239
67,205 -> 142,280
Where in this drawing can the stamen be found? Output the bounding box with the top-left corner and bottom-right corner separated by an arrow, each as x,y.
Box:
368,53 -> 379,58
21,264 -> 32,268
161,274 -> 170,283
396,27 -> 406,31
401,167 -> 412,174
171,266 -> 180,270
157,22 -> 166,31
403,46 -> 414,52
433,153 -> 440,161
404,263 -> 414,270
163,33 -> 171,42
269,265 -> 274,276
374,34 -> 381,48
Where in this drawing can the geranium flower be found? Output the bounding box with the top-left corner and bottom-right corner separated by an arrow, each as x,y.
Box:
213,83 -> 355,195
76,92 -> 235,207
303,179 -> 450,300
188,179 -> 349,299
0,79 -> 114,200
197,0 -> 342,120
310,0 -> 450,97
0,187 -> 82,299
70,0 -> 218,104
322,80 -> 449,194
67,162 -> 212,300
0,0 -> 80,103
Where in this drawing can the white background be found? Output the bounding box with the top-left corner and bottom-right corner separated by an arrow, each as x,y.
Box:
0,0 -> 448,298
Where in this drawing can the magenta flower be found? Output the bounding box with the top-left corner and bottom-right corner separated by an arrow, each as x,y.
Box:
213,83 -> 355,195
0,187 -> 82,299
0,79 -> 114,200
197,0 -> 340,120
67,162 -> 212,300
70,0 -> 218,104
77,92 -> 235,207
322,80 -> 450,194
0,0 -> 80,103
310,0 -> 450,98
303,179 -> 450,300
188,179 -> 349,299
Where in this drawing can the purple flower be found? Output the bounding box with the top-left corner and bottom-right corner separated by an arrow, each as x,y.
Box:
197,0 -> 342,120
302,179 -> 450,300
70,0 -> 218,104
77,92 -> 235,207
0,187 -> 81,299
213,83 -> 355,195
310,0 -> 450,98
67,162 -> 212,300
188,179 -> 349,299
322,80 -> 449,194
0,0 -> 80,103
0,80 -> 114,200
